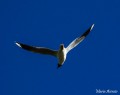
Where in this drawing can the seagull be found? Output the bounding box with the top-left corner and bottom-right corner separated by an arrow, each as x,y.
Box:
15,24 -> 94,68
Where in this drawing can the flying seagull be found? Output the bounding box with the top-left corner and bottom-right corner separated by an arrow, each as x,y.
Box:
15,24 -> 94,68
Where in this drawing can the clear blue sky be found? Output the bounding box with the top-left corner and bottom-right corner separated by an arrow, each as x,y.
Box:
0,0 -> 120,95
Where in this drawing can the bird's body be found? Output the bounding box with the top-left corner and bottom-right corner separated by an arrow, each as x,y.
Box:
57,45 -> 67,67
15,24 -> 94,68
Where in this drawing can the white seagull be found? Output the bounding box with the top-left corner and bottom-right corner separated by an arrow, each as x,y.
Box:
15,24 -> 94,68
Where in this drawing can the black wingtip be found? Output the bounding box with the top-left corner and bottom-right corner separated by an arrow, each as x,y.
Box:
81,24 -> 94,37
15,42 -> 34,51
57,64 -> 62,69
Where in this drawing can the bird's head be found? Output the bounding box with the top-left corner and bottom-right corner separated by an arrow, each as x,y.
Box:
60,44 -> 64,50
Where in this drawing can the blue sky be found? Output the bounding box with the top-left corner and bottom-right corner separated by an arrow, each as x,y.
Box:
0,0 -> 120,95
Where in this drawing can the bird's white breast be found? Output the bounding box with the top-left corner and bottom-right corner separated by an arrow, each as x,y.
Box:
57,48 -> 67,65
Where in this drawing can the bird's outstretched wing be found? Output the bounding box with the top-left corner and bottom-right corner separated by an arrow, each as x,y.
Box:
66,24 -> 94,53
15,42 -> 58,57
